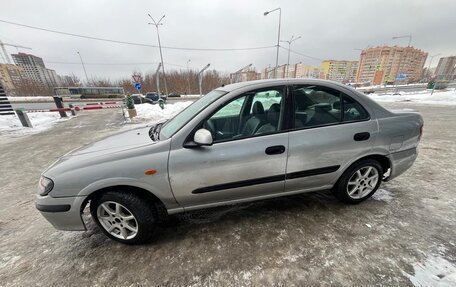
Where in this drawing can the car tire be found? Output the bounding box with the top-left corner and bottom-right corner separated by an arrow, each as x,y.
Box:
90,191 -> 157,244
332,159 -> 383,204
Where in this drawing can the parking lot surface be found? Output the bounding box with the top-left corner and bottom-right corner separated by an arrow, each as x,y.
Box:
0,103 -> 455,286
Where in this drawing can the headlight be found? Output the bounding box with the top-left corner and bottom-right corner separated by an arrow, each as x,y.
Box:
38,176 -> 54,196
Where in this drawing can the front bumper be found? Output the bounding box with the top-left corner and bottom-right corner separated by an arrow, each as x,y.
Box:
387,147 -> 418,181
35,194 -> 87,231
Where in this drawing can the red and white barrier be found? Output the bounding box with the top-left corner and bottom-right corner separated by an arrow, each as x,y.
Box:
26,104 -> 123,113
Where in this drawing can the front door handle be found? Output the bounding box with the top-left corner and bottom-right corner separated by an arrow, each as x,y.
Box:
354,132 -> 370,141
265,145 -> 286,155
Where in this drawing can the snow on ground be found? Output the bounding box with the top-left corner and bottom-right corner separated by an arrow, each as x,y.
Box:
367,89 -> 456,105
132,101 -> 193,123
405,254 -> 456,287
372,189 -> 394,202
0,111 -> 70,137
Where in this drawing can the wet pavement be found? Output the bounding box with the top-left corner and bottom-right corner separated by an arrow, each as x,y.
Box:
0,103 -> 455,286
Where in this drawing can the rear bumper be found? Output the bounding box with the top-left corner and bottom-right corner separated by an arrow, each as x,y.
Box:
387,147 -> 418,181
35,195 -> 87,231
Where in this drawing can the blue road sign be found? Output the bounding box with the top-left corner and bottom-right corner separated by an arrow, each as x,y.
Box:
134,82 -> 142,90
396,73 -> 407,80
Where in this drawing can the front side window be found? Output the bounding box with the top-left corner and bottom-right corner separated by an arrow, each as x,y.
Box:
203,87 -> 285,143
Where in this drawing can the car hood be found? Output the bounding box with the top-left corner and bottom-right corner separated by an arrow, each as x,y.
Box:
69,126 -> 154,156
43,126 -> 157,175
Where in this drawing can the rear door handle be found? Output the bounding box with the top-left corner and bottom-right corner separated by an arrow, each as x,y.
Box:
265,145 -> 286,155
354,132 -> 370,141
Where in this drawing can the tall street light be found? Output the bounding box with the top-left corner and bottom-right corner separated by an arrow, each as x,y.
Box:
264,8 -> 281,79
77,51 -> 89,85
280,35 -> 301,77
198,63 -> 210,96
186,59 -> 191,95
155,62 -> 162,93
148,14 -> 168,96
427,53 -> 441,79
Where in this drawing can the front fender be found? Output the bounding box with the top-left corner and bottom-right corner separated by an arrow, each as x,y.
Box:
77,177 -> 182,212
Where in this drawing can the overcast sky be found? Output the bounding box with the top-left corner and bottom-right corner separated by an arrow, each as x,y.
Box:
1,0 -> 455,81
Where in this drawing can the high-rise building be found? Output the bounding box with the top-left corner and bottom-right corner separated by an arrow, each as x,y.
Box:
0,63 -> 24,94
321,60 -> 359,83
230,68 -> 260,83
11,52 -> 60,87
356,46 -> 428,85
434,56 -> 456,80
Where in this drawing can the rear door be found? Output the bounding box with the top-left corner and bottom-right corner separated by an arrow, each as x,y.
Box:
285,84 -> 377,192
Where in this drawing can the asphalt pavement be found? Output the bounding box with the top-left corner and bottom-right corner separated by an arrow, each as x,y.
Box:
0,103 -> 455,286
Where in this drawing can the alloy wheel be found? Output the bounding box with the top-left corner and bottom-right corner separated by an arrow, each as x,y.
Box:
346,166 -> 379,199
96,201 -> 138,240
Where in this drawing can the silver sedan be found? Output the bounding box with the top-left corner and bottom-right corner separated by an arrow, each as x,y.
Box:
36,79 -> 423,244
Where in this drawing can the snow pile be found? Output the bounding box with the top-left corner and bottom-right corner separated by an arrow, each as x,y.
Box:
133,101 -> 193,123
7,96 -> 53,102
372,189 -> 394,202
0,111 -> 68,136
367,90 -> 456,105
405,254 -> 456,286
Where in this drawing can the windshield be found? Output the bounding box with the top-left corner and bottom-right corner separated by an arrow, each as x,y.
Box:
159,90 -> 227,139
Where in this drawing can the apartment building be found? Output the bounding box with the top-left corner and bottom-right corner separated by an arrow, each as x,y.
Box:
356,46 -> 428,85
261,63 -> 320,79
0,63 -> 24,94
320,60 -> 359,83
11,52 -> 60,87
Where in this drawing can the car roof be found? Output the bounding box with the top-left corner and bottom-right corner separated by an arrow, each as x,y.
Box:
217,78 -> 353,93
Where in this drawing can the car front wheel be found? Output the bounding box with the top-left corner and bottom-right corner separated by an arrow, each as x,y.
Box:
333,159 -> 383,204
90,191 -> 157,244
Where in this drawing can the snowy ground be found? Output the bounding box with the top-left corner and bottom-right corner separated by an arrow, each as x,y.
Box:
0,111 -> 71,137
367,89 -> 456,105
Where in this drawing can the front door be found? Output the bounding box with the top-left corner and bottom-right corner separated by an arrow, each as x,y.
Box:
168,86 -> 289,208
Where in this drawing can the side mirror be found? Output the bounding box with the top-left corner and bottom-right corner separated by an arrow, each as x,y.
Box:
194,128 -> 213,146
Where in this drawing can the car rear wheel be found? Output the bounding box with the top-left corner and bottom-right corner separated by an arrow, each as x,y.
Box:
333,159 -> 383,204
90,191 -> 157,244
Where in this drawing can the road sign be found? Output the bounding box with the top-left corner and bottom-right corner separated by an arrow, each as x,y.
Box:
396,73 -> 407,80
134,82 -> 142,90
132,75 -> 142,83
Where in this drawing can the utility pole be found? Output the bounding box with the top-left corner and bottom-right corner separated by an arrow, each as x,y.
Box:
77,51 -> 89,85
198,64 -> 210,96
155,62 -> 162,93
280,35 -> 301,77
148,14 -> 168,96
187,59 -> 191,95
264,8 -> 281,78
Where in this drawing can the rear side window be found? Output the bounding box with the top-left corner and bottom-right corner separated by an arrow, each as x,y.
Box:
342,96 -> 369,122
292,85 -> 369,129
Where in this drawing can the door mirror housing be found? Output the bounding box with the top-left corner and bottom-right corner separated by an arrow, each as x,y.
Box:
194,128 -> 213,146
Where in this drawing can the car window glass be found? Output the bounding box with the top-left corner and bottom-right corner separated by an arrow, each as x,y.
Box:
204,87 -> 284,143
293,86 -> 341,128
343,96 -> 369,121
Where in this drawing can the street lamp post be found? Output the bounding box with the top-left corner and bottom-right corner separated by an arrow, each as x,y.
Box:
280,35 -> 301,78
186,59 -> 191,95
155,62 -> 162,93
231,64 -> 252,84
148,14 -> 168,97
264,8 -> 281,79
198,64 -> 210,96
77,51 -> 89,85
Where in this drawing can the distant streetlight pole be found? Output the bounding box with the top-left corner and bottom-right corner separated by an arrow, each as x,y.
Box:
280,35 -> 301,77
231,64 -> 252,83
148,14 -> 168,96
427,53 -> 441,79
263,8 -> 281,79
198,63 -> 210,96
77,51 -> 89,85
186,59 -> 191,95
155,62 -> 162,93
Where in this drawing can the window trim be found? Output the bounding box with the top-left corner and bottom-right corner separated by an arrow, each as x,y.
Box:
184,85 -> 289,147
289,84 -> 371,132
